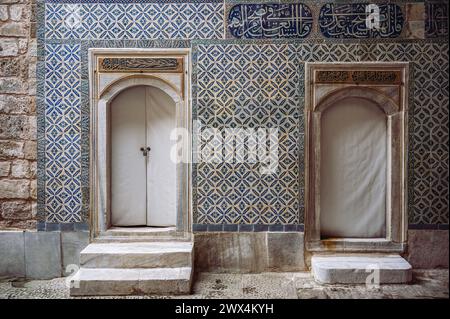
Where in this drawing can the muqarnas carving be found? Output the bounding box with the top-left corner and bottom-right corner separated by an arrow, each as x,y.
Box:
319,3 -> 404,38
228,3 -> 313,39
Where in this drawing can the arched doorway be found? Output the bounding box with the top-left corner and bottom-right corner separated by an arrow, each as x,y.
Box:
89,49 -> 191,237
304,62 -> 409,253
110,85 -> 176,227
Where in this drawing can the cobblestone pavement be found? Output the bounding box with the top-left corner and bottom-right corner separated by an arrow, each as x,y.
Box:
0,270 -> 448,299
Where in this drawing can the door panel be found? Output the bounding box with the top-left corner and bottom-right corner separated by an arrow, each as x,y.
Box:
146,87 -> 177,226
111,85 -> 177,227
111,86 -> 147,226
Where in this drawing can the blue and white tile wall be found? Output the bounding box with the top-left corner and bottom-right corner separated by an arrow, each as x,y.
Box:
45,2 -> 224,40
193,43 -> 303,230
44,43 -> 82,223
37,1 -> 449,231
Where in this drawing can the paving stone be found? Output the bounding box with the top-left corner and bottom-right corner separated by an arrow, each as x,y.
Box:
242,273 -> 298,299
0,270 -> 448,299
193,273 -> 243,299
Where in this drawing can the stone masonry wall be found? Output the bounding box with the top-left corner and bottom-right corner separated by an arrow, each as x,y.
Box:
0,0 -> 37,229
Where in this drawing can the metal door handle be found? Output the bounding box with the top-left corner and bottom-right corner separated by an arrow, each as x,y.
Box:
140,147 -> 151,156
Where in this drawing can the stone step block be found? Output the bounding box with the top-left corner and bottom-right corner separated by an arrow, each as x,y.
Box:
70,267 -> 192,296
80,242 -> 193,269
311,254 -> 412,284
94,235 -> 190,243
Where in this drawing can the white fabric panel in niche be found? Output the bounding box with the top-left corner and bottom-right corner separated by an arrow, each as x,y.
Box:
320,97 -> 387,238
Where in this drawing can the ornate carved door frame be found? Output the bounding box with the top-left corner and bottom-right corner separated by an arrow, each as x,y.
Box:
304,62 -> 409,253
88,48 -> 192,239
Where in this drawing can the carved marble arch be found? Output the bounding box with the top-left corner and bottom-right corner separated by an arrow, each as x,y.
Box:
314,86 -> 400,115
100,74 -> 183,105
304,62 -> 409,254
88,48 -> 192,239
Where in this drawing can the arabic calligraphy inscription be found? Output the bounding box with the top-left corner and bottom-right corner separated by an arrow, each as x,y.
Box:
316,70 -> 401,84
99,58 -> 182,73
228,3 -> 313,39
425,1 -> 449,38
319,3 -> 404,38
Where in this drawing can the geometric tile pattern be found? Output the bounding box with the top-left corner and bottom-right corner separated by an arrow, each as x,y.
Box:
194,43 -> 303,225
407,44 -> 448,224
37,1 -> 449,227
45,2 -> 224,40
363,42 -> 449,224
44,44 -> 83,222
192,41 -> 449,226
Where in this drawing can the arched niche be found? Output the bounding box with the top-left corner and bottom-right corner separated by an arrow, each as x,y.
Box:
89,49 -> 191,238
304,62 -> 409,253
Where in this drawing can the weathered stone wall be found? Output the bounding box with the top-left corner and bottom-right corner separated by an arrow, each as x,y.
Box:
0,0 -> 37,229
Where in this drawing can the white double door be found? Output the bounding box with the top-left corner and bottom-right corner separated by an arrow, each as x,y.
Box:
111,86 -> 176,227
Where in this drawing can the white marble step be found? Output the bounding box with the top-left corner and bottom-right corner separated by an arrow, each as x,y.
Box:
311,254 -> 412,284
70,267 -> 192,296
100,226 -> 182,237
80,242 -> 193,269
94,235 -> 190,243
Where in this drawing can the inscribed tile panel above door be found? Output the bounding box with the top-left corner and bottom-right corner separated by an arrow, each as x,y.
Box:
319,3 -> 404,39
227,3 -> 313,39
